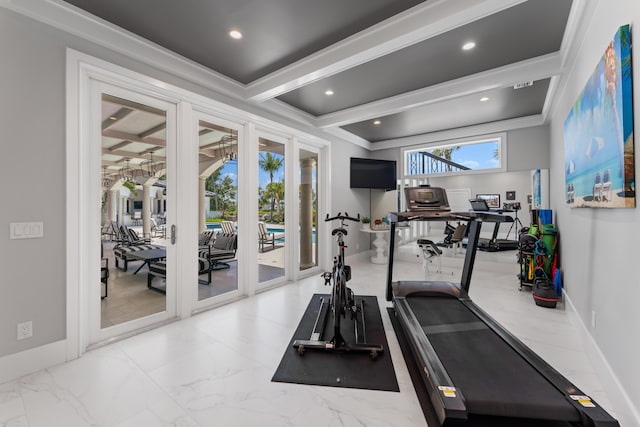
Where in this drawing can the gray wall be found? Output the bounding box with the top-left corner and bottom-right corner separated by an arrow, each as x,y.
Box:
330,142 -> 372,254
548,1 -> 640,423
0,8 -> 371,358
0,9 -> 68,357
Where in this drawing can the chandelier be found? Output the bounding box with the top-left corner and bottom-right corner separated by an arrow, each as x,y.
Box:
118,159 -> 139,183
219,135 -> 238,163
140,152 -> 158,178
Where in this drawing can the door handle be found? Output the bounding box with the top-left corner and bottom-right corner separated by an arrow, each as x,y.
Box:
171,224 -> 176,245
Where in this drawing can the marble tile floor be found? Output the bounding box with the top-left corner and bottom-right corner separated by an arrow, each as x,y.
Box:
1,247 -> 615,426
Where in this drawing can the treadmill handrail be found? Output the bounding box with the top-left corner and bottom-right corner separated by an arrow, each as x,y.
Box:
386,212 -> 482,300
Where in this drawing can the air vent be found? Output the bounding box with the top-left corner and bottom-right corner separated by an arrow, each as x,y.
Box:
513,81 -> 533,89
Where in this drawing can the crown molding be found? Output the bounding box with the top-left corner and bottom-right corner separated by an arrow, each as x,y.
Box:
369,114 -> 544,151
244,0 -> 527,102
317,53 -> 561,128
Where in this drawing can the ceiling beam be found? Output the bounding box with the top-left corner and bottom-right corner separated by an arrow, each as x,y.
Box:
102,129 -> 166,147
244,0 -> 527,102
101,147 -> 166,160
316,52 -> 563,128
107,140 -> 133,152
138,122 -> 166,139
101,107 -> 132,131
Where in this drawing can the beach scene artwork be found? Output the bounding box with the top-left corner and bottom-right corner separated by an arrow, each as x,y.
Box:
564,24 -> 635,208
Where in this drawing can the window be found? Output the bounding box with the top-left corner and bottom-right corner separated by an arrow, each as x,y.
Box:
403,135 -> 505,177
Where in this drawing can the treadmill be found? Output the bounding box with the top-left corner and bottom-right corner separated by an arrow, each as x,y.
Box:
469,198 -> 519,251
386,187 -> 618,426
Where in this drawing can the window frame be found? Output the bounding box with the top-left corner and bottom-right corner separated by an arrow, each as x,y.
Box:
402,133 -> 507,179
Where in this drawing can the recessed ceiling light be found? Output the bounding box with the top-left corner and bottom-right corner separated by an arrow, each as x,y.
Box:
229,30 -> 243,40
373,120 -> 381,125
462,41 -> 476,51
480,96 -> 490,102
325,89 -> 334,96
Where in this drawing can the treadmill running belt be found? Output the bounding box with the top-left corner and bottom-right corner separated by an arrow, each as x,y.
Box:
407,297 -> 580,422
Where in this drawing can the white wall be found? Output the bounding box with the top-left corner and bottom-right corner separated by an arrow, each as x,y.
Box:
549,1 -> 640,424
373,126 -> 549,238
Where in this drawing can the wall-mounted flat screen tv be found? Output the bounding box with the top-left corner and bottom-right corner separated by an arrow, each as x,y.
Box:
350,157 -> 397,190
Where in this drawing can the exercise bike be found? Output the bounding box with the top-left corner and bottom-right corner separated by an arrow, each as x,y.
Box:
293,212 -> 383,360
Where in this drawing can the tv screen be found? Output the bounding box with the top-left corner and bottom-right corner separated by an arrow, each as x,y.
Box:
350,158 -> 397,190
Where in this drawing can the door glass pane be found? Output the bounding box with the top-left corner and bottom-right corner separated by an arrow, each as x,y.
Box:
299,149 -> 318,270
100,94 -> 167,328
258,138 -> 285,283
197,120 -> 238,300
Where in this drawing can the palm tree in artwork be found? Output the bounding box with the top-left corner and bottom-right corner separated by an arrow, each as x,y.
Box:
259,152 -> 284,222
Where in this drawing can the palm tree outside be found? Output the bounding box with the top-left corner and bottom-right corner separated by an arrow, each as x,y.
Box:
259,152 -> 284,222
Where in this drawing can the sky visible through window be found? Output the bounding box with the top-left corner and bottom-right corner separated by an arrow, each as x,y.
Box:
216,153 -> 286,188
406,138 -> 500,175
428,140 -> 499,170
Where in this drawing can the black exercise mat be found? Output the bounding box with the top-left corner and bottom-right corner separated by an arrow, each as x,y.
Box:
272,294 -> 398,391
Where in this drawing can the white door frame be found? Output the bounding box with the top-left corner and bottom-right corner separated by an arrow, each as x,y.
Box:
87,80 -> 179,344
66,49 -> 331,360
190,109 -> 246,311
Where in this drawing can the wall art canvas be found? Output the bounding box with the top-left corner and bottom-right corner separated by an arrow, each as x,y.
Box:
564,24 -> 635,208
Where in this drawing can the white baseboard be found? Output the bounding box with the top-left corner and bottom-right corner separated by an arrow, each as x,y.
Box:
0,340 -> 68,385
564,293 -> 640,427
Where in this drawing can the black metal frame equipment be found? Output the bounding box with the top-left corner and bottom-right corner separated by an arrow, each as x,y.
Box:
293,213 -> 384,360
385,209 -> 619,426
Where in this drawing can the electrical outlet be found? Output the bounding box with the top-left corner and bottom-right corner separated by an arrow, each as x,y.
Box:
17,321 -> 32,340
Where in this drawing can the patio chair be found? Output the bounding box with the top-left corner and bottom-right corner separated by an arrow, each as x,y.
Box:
127,227 -> 151,244
199,230 -> 215,246
258,222 -> 276,252
113,225 -> 164,271
101,243 -> 109,299
150,218 -> 166,238
220,221 -> 235,234
200,233 -> 237,271
147,256 -> 212,292
132,211 -> 142,225
101,222 -> 118,241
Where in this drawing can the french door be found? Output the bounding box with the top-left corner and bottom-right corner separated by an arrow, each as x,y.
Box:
90,80 -> 178,344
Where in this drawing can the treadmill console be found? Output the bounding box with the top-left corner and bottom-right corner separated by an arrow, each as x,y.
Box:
405,186 -> 450,211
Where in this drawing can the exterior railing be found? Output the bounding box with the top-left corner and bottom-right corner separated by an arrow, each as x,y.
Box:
407,151 -> 471,175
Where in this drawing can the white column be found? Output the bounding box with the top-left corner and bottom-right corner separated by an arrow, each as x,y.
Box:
199,176 -> 207,233
142,184 -> 152,236
117,195 -> 124,225
107,190 -> 118,224
300,158 -> 314,269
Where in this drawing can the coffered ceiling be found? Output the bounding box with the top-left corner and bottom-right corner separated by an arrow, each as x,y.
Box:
60,0 -> 575,144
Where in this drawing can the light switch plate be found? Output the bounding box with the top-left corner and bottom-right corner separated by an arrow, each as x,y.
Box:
10,222 -> 44,239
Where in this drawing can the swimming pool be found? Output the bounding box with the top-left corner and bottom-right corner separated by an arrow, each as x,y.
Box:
206,223 -> 315,243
